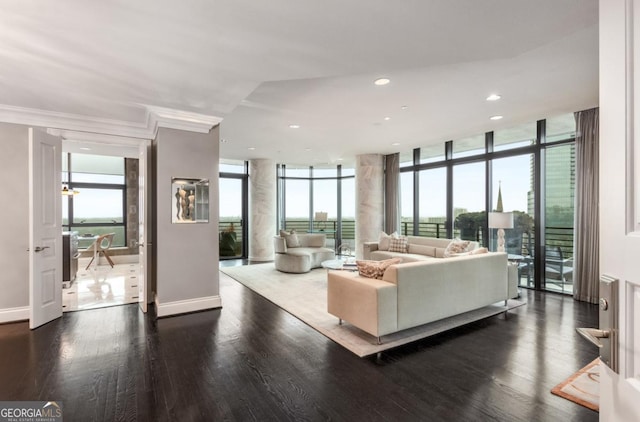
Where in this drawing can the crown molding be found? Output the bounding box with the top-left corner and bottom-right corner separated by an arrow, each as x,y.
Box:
0,103 -> 222,138
144,105 -> 223,134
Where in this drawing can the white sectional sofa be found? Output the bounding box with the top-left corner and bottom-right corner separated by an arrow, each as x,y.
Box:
363,235 -> 480,262
327,251 -> 509,340
274,232 -> 335,273
326,234 -> 514,340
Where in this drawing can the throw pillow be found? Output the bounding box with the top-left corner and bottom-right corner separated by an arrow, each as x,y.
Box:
388,236 -> 408,253
470,247 -> 488,255
443,239 -> 470,258
280,229 -> 300,248
378,231 -> 398,251
356,258 -> 402,279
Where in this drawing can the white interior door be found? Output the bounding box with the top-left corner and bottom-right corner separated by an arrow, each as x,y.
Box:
138,140 -> 150,312
600,0 -> 640,420
29,128 -> 62,329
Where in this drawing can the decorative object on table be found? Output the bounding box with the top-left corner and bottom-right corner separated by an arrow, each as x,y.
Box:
336,244 -> 354,264
171,178 -> 209,223
314,211 -> 328,230
489,181 -> 514,252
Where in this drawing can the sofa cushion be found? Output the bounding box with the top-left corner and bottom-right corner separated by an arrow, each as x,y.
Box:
356,258 -> 402,279
408,243 -> 436,257
435,247 -> 446,258
389,236 -> 408,253
378,231 -> 398,251
443,239 -> 471,257
370,251 -> 437,262
299,233 -> 326,248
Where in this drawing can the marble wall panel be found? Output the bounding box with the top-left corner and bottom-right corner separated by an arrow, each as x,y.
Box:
249,159 -> 276,261
355,154 -> 384,258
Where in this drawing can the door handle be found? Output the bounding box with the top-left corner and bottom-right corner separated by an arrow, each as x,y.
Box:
576,327 -> 610,348
34,246 -> 50,253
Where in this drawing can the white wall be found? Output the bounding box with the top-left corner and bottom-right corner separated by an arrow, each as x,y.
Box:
0,123 -> 30,320
154,126 -> 221,317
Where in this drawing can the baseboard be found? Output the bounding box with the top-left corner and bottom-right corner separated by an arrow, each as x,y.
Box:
155,295 -> 222,318
0,306 -> 29,324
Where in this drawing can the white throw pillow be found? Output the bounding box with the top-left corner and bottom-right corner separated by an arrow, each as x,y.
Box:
378,231 -> 398,251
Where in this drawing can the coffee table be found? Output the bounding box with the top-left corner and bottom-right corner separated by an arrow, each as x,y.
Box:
321,258 -> 358,271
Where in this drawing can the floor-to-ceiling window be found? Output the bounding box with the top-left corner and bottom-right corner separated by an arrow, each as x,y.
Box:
219,160 -> 248,260
278,164 -> 355,252
418,168 -> 447,237
397,112 -> 576,294
452,162 -> 485,241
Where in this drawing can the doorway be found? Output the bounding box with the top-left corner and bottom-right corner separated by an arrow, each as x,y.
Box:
29,132 -> 150,328
219,168 -> 248,260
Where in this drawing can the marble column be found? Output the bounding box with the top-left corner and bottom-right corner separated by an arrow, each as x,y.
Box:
249,159 -> 276,261
355,154 -> 384,258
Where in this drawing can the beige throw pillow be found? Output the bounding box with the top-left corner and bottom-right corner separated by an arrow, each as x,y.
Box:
470,247 -> 488,255
444,239 -> 471,257
279,229 -> 300,248
356,258 -> 402,279
388,236 -> 408,253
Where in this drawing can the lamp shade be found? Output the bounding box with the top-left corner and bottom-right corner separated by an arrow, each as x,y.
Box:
488,212 -> 513,229
314,212 -> 328,221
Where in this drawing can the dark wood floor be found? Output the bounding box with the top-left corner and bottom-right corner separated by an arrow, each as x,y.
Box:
0,267 -> 598,422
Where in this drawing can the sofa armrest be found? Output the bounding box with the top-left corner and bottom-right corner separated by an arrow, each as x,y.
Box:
274,236 -> 287,254
362,242 -> 379,260
327,271 -> 397,338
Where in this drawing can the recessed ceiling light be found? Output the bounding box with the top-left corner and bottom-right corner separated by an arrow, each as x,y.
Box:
392,142 -> 401,146
486,94 -> 501,101
305,148 -> 312,151
374,78 -> 390,86
337,158 -> 344,161
384,117 -> 391,121
400,105 -> 408,110
490,115 -> 503,120
289,124 -> 300,129
247,147 -> 256,150
79,147 -> 91,151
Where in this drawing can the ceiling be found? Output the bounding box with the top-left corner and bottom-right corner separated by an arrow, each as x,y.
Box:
2,1 -> 599,166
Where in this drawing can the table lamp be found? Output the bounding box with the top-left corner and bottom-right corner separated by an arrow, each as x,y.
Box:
489,211 -> 514,252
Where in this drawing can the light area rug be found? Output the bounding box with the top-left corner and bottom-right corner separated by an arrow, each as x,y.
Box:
220,263 -> 525,357
551,358 -> 600,412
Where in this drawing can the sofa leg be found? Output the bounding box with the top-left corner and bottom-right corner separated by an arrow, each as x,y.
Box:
504,299 -> 508,306
377,337 -> 381,345
338,318 -> 342,325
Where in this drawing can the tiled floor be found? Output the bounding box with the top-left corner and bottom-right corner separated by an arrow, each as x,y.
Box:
63,262 -> 140,312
